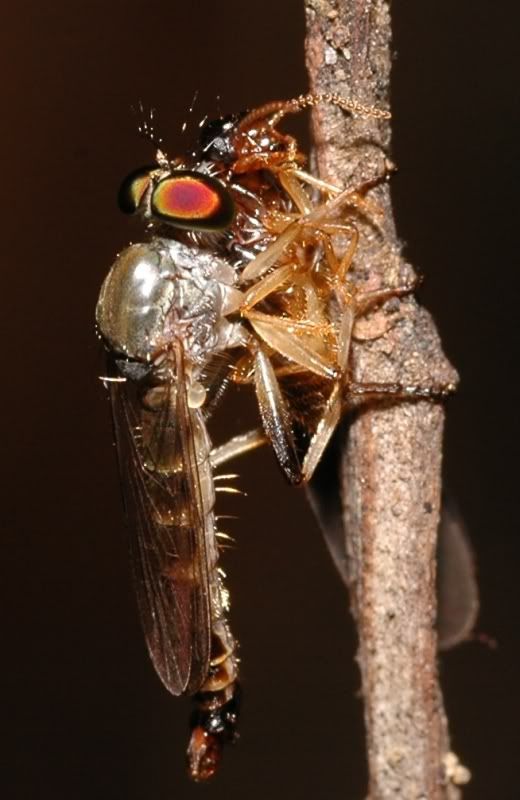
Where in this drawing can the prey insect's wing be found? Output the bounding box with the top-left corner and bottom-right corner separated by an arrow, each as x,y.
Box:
108,347 -> 211,695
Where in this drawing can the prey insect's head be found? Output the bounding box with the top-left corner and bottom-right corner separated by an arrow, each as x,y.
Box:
118,165 -> 235,232
197,112 -> 246,164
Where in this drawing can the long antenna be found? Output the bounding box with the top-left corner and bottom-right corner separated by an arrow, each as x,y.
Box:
238,91 -> 391,132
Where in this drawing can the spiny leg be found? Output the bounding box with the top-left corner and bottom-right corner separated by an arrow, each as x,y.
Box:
238,253 -> 338,381
210,429 -> 266,469
238,222 -> 358,382
240,178 -> 379,284
208,379 -> 456,485
235,163 -> 426,482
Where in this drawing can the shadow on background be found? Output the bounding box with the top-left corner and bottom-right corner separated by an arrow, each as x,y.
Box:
1,2 -> 518,798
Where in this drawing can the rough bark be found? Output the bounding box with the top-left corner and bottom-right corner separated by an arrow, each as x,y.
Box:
304,2 -> 464,798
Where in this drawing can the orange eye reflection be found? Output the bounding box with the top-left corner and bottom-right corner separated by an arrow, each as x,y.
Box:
118,166 -> 154,214
151,171 -> 234,231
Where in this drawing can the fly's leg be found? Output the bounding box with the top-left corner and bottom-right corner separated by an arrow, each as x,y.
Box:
210,429 -> 266,468
300,277 -> 434,481
207,375 -> 456,484
299,378 -> 457,484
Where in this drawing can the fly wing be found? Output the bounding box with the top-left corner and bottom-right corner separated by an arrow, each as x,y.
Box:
307,445 -> 479,650
305,424 -> 349,581
107,347 -> 211,695
436,500 -> 479,649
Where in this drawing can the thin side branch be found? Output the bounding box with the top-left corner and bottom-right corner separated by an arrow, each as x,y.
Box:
304,2 -> 463,798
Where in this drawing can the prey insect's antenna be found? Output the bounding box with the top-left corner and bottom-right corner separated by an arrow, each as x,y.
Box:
238,92 -> 391,132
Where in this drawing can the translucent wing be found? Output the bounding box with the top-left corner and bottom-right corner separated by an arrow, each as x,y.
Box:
436,500 -> 479,649
107,345 -> 211,695
306,438 -> 479,650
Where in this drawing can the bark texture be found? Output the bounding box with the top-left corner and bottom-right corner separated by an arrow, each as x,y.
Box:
304,2 -> 464,798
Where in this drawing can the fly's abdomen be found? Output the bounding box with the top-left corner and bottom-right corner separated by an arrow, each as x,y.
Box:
140,384 -> 240,781
185,410 -> 241,782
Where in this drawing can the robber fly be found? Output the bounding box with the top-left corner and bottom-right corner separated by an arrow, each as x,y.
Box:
96,94 -> 459,781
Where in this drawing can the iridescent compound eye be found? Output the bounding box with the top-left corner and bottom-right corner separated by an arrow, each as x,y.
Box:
118,166 -> 155,214
150,171 -> 234,231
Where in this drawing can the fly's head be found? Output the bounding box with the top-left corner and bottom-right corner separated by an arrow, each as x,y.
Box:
118,163 -> 235,233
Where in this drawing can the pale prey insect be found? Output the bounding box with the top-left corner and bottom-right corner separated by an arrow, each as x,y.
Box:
96,94 -> 457,781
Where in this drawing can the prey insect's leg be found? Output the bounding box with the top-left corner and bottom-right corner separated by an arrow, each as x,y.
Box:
239,265 -> 338,379
246,310 -> 337,379
240,220 -> 303,283
302,378 -> 457,483
354,276 -> 421,316
288,168 -> 386,225
350,278 -> 422,343
296,223 -> 360,480
226,330 -> 307,484
253,344 -> 302,485
299,303 -> 356,481
238,256 -> 338,380
301,382 -> 343,481
277,169 -> 313,214
240,262 -> 298,312
345,381 -> 458,405
240,177 -> 380,284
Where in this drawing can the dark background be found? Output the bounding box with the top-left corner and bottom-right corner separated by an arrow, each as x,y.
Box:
1,2 -> 518,798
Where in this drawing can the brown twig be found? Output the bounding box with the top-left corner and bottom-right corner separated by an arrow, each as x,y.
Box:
304,2 -> 464,798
